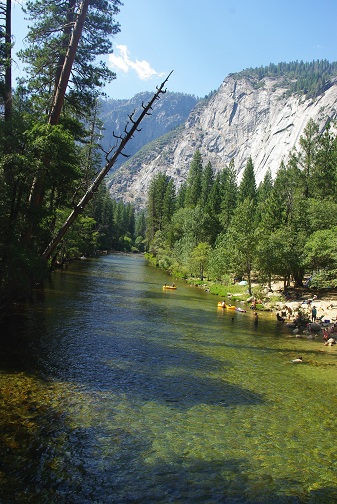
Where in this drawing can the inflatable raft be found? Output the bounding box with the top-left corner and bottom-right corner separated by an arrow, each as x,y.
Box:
217,302 -> 236,310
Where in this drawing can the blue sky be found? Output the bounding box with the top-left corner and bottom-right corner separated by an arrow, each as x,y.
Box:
11,0 -> 337,100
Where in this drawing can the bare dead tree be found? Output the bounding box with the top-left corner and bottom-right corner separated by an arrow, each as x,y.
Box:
42,71 -> 173,262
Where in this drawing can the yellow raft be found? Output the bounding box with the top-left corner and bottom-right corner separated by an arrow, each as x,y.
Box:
163,285 -> 177,290
217,302 -> 236,309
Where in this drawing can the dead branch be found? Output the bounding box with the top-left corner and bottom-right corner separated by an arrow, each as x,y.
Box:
41,71 -> 173,262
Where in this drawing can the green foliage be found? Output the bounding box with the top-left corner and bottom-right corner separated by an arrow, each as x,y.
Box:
53,210 -> 99,264
220,159 -> 238,230
302,227 -> 337,271
145,124 -> 337,290
189,242 -> 212,280
185,150 -> 203,207
239,157 -> 257,203
146,172 -> 176,245
200,161 -> 214,207
309,269 -> 337,289
236,60 -> 337,98
19,0 -> 122,115
0,0 -> 149,305
312,122 -> 337,198
226,198 -> 257,294
26,122 -> 82,188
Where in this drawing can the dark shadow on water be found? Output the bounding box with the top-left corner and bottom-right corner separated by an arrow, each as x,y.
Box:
0,306 -> 266,411
1,256 -> 337,502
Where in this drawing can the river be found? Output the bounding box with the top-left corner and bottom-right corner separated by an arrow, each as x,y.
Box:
1,254 -> 337,503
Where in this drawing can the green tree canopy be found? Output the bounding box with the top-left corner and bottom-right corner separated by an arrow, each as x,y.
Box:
185,149 -> 203,207
239,156 -> 256,203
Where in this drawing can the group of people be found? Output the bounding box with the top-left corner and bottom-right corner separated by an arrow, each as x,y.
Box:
276,302 -> 318,324
276,300 -> 337,346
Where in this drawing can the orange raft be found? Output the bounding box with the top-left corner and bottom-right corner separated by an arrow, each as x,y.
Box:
163,284 -> 177,290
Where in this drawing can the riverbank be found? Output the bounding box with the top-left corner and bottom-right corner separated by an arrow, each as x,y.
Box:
187,276 -> 337,323
266,281 -> 337,324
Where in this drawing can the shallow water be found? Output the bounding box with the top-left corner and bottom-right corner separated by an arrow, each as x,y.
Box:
1,254 -> 337,503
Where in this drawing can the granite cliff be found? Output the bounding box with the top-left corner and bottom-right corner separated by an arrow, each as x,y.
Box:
107,68 -> 337,208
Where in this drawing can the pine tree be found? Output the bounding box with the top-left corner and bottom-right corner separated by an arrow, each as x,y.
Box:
200,161 -> 214,207
220,159 -> 238,230
207,172 -> 222,215
294,118 -> 319,198
146,173 -> 175,243
239,156 -> 256,203
226,198 -> 257,295
185,150 -> 203,207
256,168 -> 273,224
312,121 -> 337,199
19,0 -> 122,117
257,168 -> 273,203
176,181 -> 187,209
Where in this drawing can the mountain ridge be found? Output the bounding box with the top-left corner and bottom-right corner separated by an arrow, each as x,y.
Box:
107,61 -> 337,208
99,91 -> 199,171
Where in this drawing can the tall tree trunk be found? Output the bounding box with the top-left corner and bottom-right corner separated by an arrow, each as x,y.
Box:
42,73 -> 173,262
247,263 -> 252,296
24,0 -> 89,244
53,0 -> 76,103
49,0 -> 89,126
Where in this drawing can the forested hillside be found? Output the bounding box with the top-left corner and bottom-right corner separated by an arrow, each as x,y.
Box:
145,118 -> 337,293
236,59 -> 337,97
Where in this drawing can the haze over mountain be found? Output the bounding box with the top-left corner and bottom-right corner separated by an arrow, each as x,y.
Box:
99,92 -> 199,171
106,61 -> 337,208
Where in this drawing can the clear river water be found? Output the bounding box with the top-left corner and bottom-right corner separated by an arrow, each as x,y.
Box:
1,254 -> 337,503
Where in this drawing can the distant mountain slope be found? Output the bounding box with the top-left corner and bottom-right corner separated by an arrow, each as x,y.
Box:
107,61 -> 337,208
99,91 -> 199,171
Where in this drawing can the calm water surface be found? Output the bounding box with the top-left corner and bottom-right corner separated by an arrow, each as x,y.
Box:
1,254 -> 337,503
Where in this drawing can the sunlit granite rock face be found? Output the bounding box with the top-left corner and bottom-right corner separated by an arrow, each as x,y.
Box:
108,74 -> 337,208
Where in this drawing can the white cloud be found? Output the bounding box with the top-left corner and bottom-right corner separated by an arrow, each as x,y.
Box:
108,44 -> 164,81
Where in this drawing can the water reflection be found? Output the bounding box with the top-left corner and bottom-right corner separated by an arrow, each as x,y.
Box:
1,254 -> 337,503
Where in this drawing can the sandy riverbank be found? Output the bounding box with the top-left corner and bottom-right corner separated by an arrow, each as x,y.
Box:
263,281 -> 337,324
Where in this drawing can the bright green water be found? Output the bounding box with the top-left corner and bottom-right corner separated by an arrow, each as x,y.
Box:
1,254 -> 337,503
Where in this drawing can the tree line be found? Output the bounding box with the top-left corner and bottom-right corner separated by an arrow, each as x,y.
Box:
238,59 -> 337,98
145,118 -> 337,294
0,0 -> 152,307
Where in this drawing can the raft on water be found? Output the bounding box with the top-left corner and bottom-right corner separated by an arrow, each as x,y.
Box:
217,302 -> 236,310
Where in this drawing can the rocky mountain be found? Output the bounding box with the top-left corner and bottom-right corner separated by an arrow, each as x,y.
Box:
107,62 -> 337,208
99,91 -> 199,171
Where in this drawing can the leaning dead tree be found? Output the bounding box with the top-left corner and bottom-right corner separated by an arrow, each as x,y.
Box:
42,71 -> 173,262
